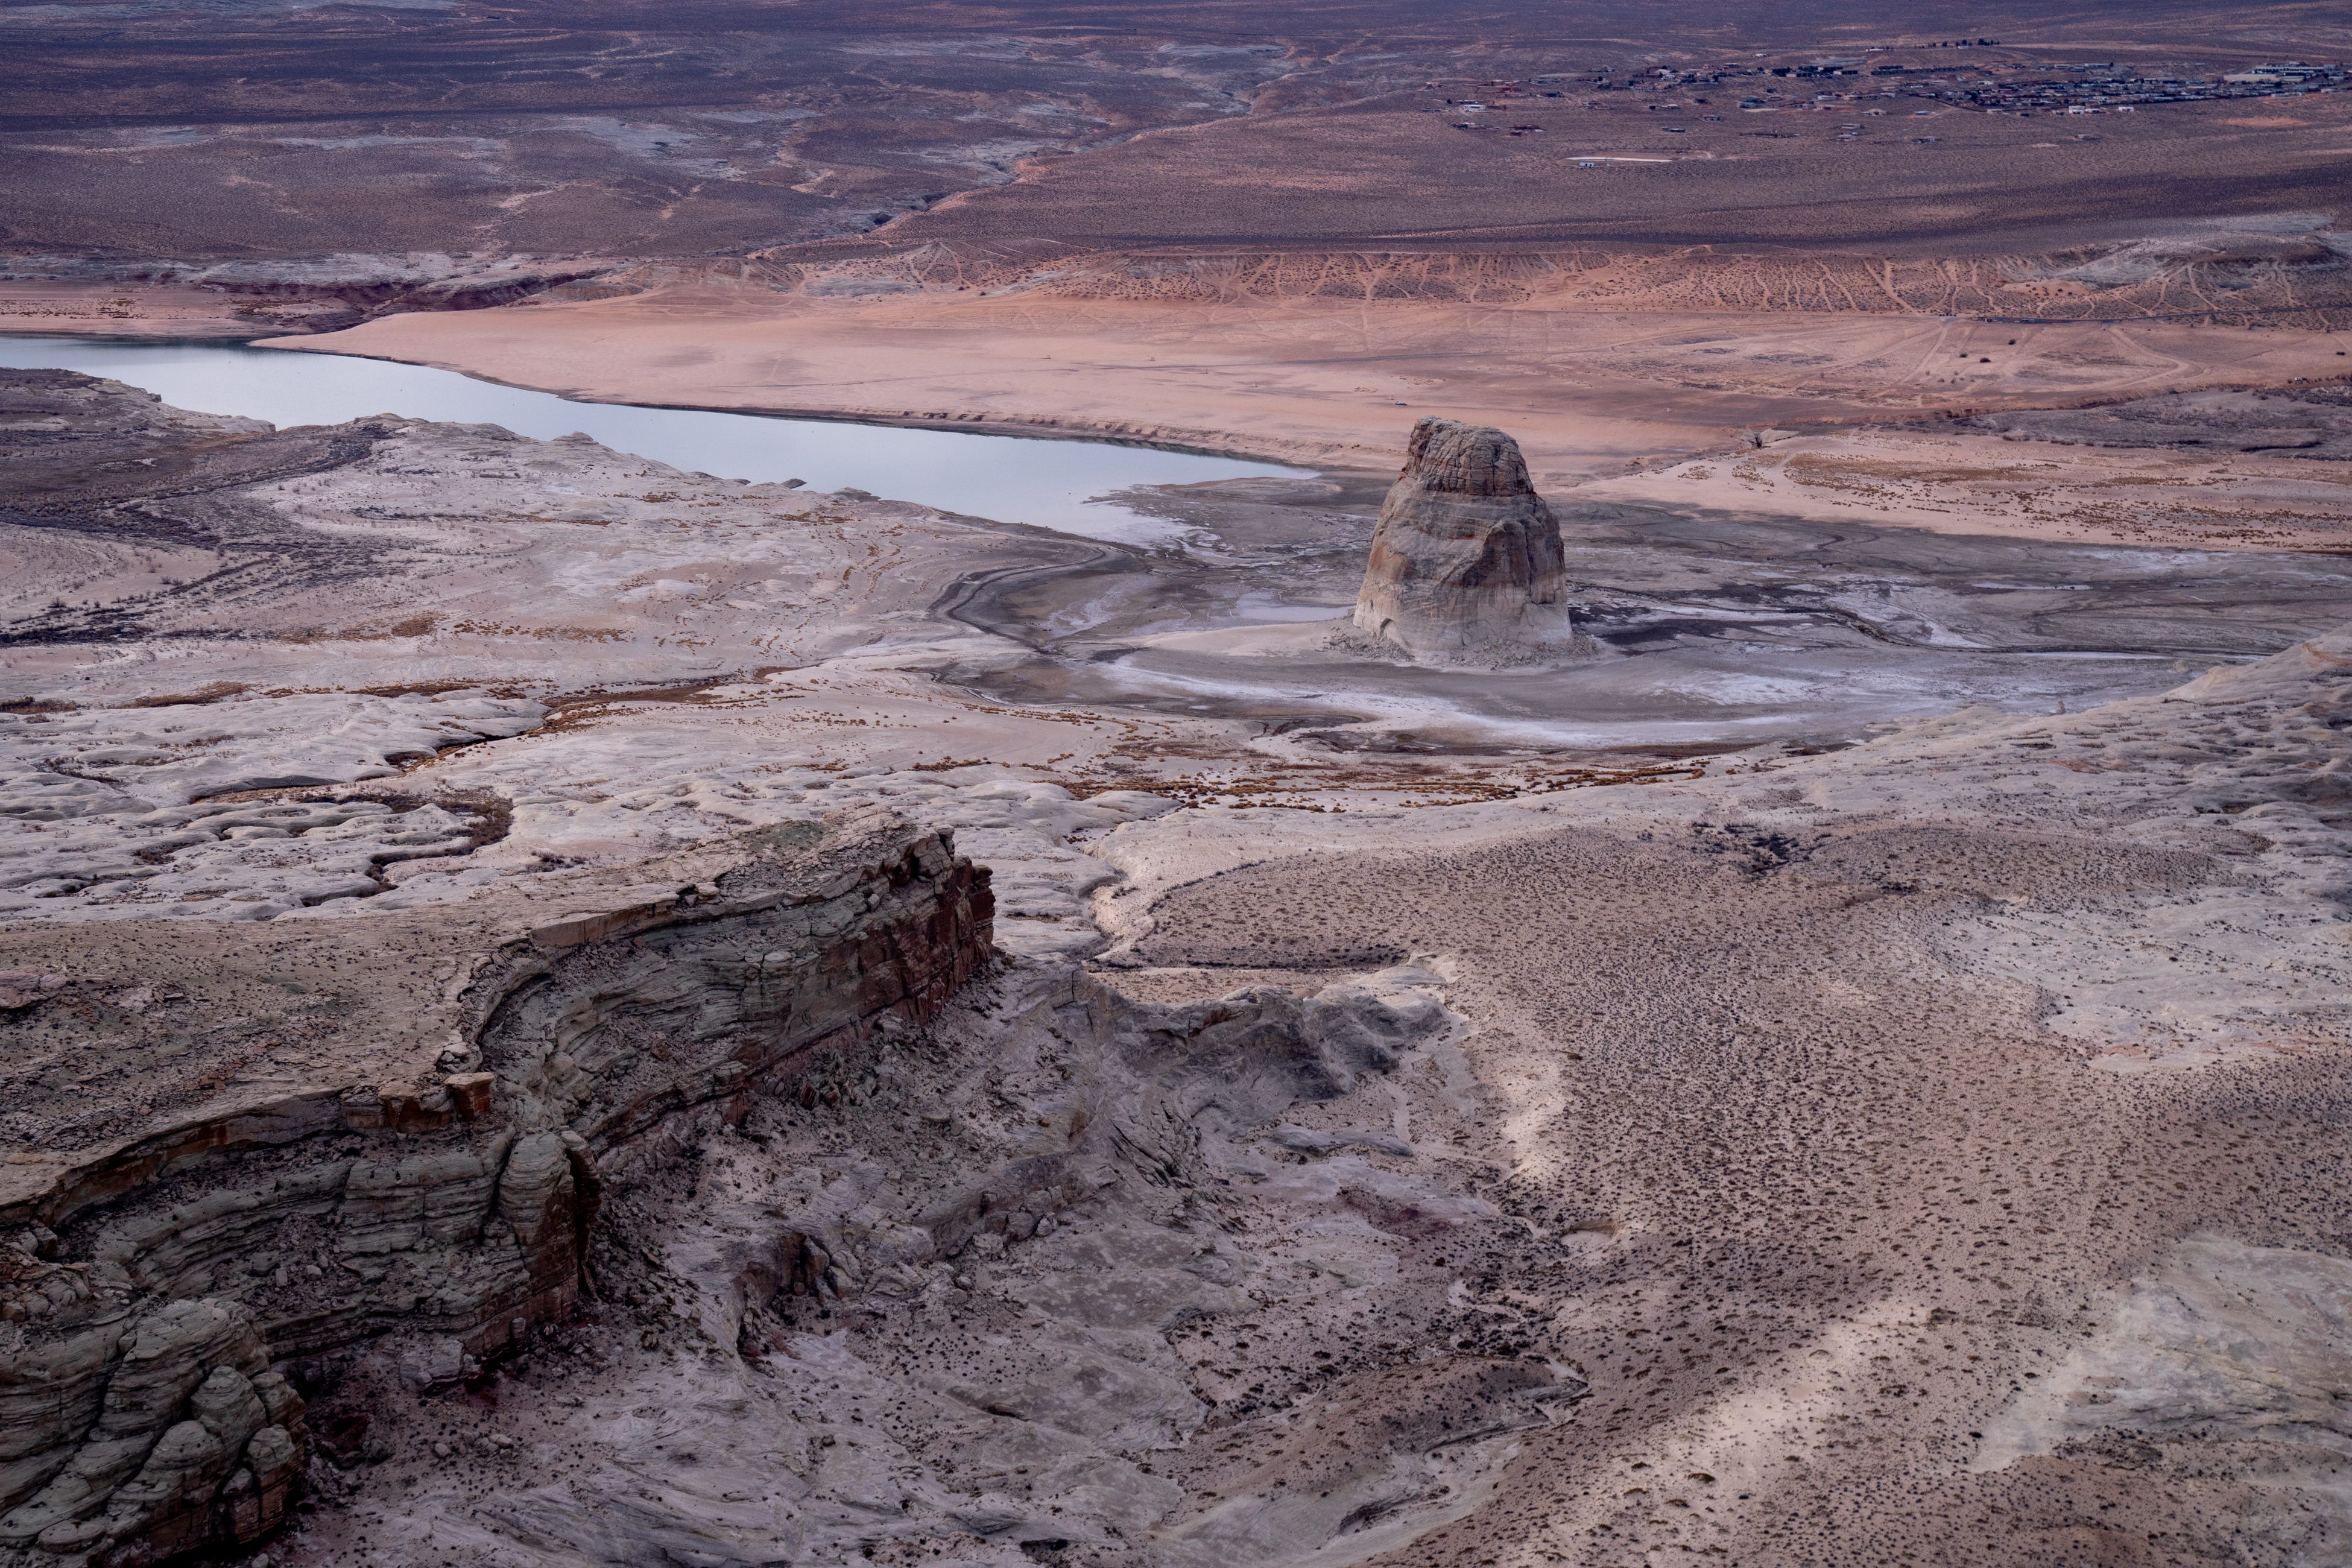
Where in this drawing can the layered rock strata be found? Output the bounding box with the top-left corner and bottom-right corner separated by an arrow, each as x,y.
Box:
4,807 -> 1506,1568
1351,416 -> 1573,663
0,814 -> 991,1568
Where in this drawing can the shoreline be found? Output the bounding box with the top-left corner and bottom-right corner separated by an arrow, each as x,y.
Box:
0,321 -> 1351,469
14,293 -> 2352,552
252,335 -> 1356,469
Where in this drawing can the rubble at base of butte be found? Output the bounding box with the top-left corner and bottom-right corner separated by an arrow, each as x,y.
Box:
1348,416 -> 1576,665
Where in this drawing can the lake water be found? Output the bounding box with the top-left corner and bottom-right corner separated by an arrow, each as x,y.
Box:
0,336 -> 1305,545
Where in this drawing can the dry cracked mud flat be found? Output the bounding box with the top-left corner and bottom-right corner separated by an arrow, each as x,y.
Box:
2,363 -> 2351,1568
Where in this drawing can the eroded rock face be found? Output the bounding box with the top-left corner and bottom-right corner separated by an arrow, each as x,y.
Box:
1,840 -> 1494,1568
1351,417 -> 1572,662
0,1296 -> 304,1568
0,815 -> 993,1568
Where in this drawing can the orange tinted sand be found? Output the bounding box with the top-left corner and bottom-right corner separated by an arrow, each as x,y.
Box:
283,277 -> 2352,493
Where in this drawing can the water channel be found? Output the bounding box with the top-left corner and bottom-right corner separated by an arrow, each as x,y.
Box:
0,335 -> 1305,545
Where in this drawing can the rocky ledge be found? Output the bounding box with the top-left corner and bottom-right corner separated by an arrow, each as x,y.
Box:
0,812 -> 991,1568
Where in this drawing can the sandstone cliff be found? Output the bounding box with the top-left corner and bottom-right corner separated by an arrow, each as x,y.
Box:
0,814 -> 992,1568
1350,417 -> 1574,663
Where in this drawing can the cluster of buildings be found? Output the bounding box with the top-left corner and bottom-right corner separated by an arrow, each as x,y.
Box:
1424,57 -> 2344,129
1883,61 -> 2348,113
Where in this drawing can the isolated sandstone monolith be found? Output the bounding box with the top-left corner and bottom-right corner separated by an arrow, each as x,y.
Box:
1352,417 -> 1572,662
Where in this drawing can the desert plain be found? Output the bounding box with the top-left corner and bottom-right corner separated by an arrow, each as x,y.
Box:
5,1 -> 2352,1566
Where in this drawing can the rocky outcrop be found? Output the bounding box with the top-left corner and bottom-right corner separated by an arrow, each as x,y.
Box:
0,1297 -> 303,1568
1351,417 -> 1574,663
476,816 -> 993,1157
0,815 -> 992,1568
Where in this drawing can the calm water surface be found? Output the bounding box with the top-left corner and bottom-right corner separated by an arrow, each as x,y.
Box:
0,337 -> 1304,544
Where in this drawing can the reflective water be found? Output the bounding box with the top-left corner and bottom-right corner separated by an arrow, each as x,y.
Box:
0,336 -> 1305,544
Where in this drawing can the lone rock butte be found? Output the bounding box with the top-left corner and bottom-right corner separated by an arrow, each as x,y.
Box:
1352,417 -> 1573,663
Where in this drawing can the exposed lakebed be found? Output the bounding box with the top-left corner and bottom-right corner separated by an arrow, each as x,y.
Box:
985,473 -> 2352,751
10,336 -> 2352,751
